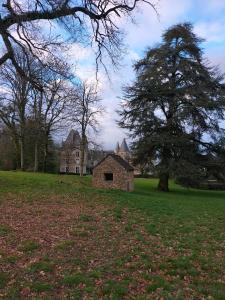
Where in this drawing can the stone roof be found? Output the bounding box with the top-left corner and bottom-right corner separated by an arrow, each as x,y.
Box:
120,138 -> 130,152
64,129 -> 81,147
115,142 -> 120,153
93,154 -> 134,171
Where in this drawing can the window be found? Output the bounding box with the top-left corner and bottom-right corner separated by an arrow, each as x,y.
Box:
76,152 -> 80,157
76,167 -> 80,174
104,173 -> 113,181
66,167 -> 69,173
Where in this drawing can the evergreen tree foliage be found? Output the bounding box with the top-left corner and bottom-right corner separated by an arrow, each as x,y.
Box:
119,23 -> 225,191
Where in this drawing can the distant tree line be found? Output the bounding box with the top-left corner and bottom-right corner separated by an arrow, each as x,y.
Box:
0,48 -> 103,173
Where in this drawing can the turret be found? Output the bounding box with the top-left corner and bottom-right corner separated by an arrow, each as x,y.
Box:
120,138 -> 129,152
115,142 -> 120,154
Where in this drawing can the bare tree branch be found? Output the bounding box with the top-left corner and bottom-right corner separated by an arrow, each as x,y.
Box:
0,0 -> 155,82
68,80 -> 104,176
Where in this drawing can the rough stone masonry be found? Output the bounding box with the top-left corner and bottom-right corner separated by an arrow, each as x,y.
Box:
92,154 -> 134,192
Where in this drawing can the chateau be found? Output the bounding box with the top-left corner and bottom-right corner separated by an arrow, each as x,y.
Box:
60,129 -> 88,174
59,130 -> 132,175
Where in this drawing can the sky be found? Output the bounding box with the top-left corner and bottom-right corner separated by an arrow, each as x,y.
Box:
74,0 -> 225,150
1,1 -> 225,151
33,0 -> 225,150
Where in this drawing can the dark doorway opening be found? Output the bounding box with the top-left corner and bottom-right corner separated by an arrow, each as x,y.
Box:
104,173 -> 113,181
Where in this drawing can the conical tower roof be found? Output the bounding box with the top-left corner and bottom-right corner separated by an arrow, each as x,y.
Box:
65,129 -> 81,146
115,142 -> 120,154
120,138 -> 129,152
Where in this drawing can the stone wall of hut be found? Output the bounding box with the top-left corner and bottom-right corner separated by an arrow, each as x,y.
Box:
92,156 -> 134,191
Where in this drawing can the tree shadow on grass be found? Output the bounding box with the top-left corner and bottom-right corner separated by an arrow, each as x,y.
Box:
132,179 -> 225,201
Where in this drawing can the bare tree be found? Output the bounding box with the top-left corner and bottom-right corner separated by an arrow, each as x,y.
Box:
0,125 -> 17,170
31,88 -> 43,172
0,101 -> 20,168
70,81 -> 104,176
28,56 -> 72,171
27,63 -> 72,172
0,0 -> 155,84
0,47 -> 72,172
0,51 -> 34,170
41,78 -> 72,172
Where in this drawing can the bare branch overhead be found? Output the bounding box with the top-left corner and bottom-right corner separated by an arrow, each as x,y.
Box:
0,0 -> 155,82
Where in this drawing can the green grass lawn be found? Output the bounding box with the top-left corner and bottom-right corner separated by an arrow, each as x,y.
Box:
0,171 -> 225,299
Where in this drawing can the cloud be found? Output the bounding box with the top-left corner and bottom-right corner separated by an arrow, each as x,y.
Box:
97,0 -> 193,149
63,0 -> 225,150
206,46 -> 225,73
70,0 -> 194,149
125,0 -> 192,50
68,43 -> 93,61
195,20 -> 225,43
199,0 -> 225,14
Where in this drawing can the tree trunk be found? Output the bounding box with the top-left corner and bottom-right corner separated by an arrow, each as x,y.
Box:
80,136 -> 85,177
43,130 -> 50,173
13,138 -> 20,169
43,142 -> 48,173
20,137 -> 25,171
158,146 -> 170,192
34,140 -> 38,172
80,150 -> 84,176
158,172 -> 169,192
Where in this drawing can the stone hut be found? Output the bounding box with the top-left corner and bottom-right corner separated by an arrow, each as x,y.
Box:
92,154 -> 134,192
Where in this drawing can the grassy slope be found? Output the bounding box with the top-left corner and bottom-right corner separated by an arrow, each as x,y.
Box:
0,171 -> 225,299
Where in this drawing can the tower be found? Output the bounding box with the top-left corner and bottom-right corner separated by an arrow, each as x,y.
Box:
115,138 -> 131,162
60,129 -> 88,174
115,142 -> 120,154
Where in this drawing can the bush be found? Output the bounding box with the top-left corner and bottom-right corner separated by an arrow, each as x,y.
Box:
176,176 -> 225,190
200,182 -> 225,190
175,176 -> 202,188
